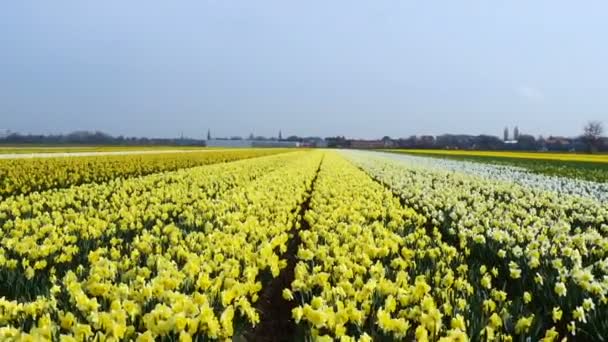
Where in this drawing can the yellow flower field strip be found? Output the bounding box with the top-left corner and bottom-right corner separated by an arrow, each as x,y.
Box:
287,153 -> 475,341
0,151 -> 323,340
349,153 -> 608,340
0,151 -> 304,339
0,151 -> 306,284
66,151 -> 323,340
0,145 -> 214,154
291,153 -> 532,340
389,149 -> 608,164
0,148 -> 290,198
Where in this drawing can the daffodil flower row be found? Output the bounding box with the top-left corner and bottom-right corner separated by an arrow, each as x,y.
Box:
0,150 -> 322,341
0,149 -> 287,198
287,153 -> 479,341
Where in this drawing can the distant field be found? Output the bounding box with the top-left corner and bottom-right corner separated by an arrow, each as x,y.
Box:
388,149 -> 608,163
385,149 -> 608,183
0,145 -> 212,154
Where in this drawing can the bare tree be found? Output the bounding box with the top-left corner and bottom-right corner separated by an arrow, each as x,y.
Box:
583,121 -> 604,153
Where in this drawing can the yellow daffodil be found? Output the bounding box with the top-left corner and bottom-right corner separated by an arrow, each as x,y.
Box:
552,307 -> 562,323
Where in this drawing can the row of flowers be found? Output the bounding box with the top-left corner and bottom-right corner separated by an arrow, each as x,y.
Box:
287,152 -> 475,341
342,151 -> 608,341
0,151 -> 322,340
0,149 -> 287,198
375,151 -> 608,203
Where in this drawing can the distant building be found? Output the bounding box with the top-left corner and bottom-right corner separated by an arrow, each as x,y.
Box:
314,139 -> 328,148
417,135 -> 435,146
325,136 -> 349,148
251,140 -> 300,148
545,136 -> 571,146
294,137 -> 327,148
544,136 -> 573,151
350,140 -> 386,149
205,139 -> 301,148
205,139 -> 253,148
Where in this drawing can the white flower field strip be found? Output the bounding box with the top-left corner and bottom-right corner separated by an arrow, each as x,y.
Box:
362,150 -> 608,203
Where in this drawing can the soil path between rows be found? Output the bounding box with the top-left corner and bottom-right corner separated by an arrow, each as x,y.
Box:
244,155 -> 324,342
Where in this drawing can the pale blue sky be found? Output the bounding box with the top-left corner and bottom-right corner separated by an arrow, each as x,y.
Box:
1,1 -> 607,139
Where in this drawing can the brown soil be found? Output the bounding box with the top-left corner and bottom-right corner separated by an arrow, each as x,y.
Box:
243,158 -> 322,342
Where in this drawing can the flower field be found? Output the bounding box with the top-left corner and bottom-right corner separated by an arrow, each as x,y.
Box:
0,149 -> 288,198
386,149 -> 608,184
340,151 -> 608,341
1,149 -> 607,341
390,149 -> 608,164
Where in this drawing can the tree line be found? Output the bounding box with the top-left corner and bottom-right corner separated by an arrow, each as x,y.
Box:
0,131 -> 205,146
326,121 -> 606,152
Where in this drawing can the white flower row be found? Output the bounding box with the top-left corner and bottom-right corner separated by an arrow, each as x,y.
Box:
342,150 -> 608,203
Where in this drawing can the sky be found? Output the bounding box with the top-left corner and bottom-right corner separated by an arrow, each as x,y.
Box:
1,1 -> 607,139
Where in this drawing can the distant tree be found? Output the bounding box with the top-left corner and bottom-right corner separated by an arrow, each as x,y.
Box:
516,134 -> 537,151
325,136 -> 348,148
0,131 -> 205,146
503,127 -> 509,141
248,133 -> 254,140
278,130 -> 283,140
473,135 -> 503,150
513,126 -> 520,141
583,121 -> 604,153
207,129 -> 211,140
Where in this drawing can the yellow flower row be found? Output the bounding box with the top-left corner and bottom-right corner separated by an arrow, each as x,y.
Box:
0,152 -> 301,274
0,149 -> 289,198
288,152 -> 473,341
0,151 -> 323,340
